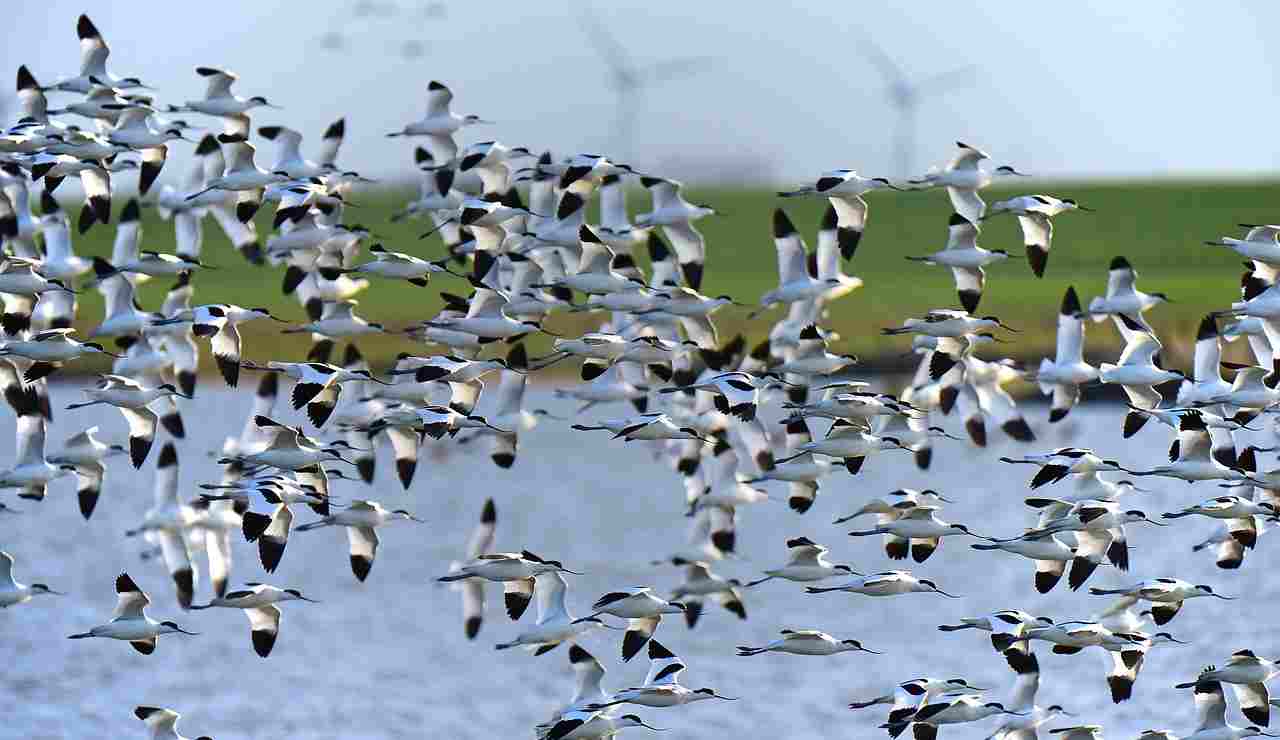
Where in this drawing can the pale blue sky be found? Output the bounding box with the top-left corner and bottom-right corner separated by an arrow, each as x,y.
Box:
6,1 -> 1279,183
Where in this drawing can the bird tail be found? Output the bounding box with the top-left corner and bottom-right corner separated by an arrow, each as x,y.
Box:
805,586 -> 839,594
970,543 -> 1000,551
67,632 -> 93,639
742,576 -> 774,588
735,646 -> 765,656
436,573 -> 468,583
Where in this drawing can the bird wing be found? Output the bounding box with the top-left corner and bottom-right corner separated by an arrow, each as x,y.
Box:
1194,680 -> 1228,730
534,571 -> 569,625
346,525 -> 379,566
662,221 -> 705,269
1016,213 -> 1053,250
1055,300 -> 1086,365
424,81 -> 455,118
111,572 -> 150,620
948,187 -> 986,223
199,67 -> 238,99
13,414 -> 45,469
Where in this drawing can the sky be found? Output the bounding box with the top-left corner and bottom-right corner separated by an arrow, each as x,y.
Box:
5,1 -> 1280,185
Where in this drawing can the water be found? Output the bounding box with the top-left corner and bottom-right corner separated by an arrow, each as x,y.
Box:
1,386 -> 1273,739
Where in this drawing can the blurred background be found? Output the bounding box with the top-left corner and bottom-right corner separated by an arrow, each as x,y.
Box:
5,1 -> 1280,369
8,0 -> 1280,181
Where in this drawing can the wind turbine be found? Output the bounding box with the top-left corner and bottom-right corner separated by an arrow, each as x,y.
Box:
857,36 -> 975,178
578,9 -> 713,162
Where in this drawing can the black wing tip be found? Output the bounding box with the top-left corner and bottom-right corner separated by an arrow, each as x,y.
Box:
156,443 -> 178,468
772,208 -> 796,238
1060,285 -> 1081,315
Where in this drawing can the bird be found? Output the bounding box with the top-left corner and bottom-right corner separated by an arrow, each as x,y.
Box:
180,66 -> 279,116
189,583 -> 318,657
984,195 -> 1091,277
742,536 -> 860,587
1087,256 -> 1170,330
1172,676 -> 1279,740
445,498 -> 496,639
1032,287 -> 1099,422
1180,652 -> 1280,727
494,572 -> 610,654
579,587 -> 687,661
736,629 -> 879,657
0,551 -> 62,608
387,81 -> 489,163
1089,578 -> 1234,625
133,706 -> 212,740
908,141 -> 1027,222
295,499 -> 423,581
67,572 -> 198,653
805,570 -> 958,598
47,15 -> 152,93
0,387 -> 75,501
66,375 -> 190,467
439,550 -> 578,611
778,171 -> 902,258
906,213 -> 1011,313
124,444 -> 196,609
886,693 -> 1026,740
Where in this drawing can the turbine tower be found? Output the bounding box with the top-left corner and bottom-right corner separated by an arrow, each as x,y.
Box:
857,36 -> 975,178
578,10 -> 712,163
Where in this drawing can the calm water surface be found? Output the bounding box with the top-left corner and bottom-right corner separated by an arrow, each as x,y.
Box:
1,386 -> 1275,739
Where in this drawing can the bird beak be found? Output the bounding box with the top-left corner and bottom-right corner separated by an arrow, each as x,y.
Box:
175,626 -> 200,635
1077,206 -> 1096,212
999,322 -> 1020,332
409,515 -> 426,523
1143,517 -> 1167,527
638,722 -> 668,731
858,646 -> 882,654
1212,593 -> 1235,600
419,218 -> 458,239
558,567 -> 583,575
934,588 -> 960,598
45,589 -> 66,596
298,595 -> 321,603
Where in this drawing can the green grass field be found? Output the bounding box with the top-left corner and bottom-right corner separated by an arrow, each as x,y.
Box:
58,178 -> 1280,375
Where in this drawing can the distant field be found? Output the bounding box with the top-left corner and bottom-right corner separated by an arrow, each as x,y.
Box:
57,179 -> 1280,375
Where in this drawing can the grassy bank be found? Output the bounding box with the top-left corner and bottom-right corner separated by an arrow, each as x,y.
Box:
57,178 -> 1280,374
